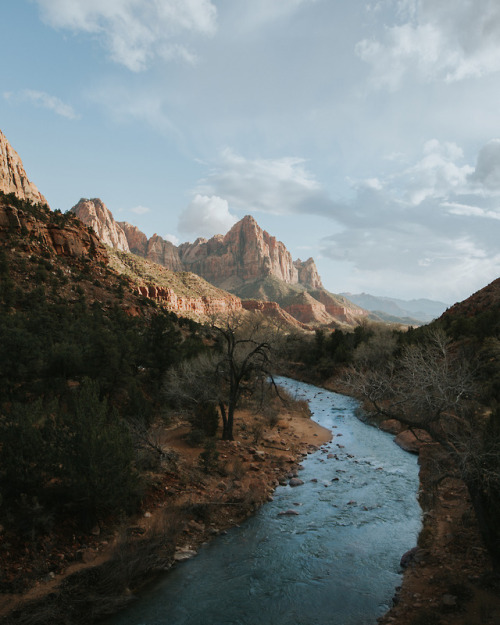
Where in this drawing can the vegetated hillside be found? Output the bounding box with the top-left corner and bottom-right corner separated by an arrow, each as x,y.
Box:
0,191 -> 209,589
341,292 -> 448,323
108,248 -> 243,318
0,190 -> 324,620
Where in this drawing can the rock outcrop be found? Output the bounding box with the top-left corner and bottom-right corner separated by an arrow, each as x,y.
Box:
294,258 -> 323,290
0,129 -> 47,206
178,215 -> 314,289
118,222 -> 183,271
282,292 -> 334,325
136,284 -> 242,316
241,299 -> 311,329
0,195 -> 107,263
72,199 -> 129,252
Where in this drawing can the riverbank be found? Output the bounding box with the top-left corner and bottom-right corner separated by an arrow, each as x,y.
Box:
0,402 -> 330,624
313,375 -> 500,625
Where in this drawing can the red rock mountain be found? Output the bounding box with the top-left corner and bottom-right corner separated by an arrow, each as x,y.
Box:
0,129 -> 47,206
71,198 -> 130,252
71,199 -> 366,326
71,202 -> 322,290
178,215 -> 323,291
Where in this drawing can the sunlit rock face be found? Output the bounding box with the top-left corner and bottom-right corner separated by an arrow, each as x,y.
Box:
71,198 -> 130,252
0,129 -> 47,206
178,215 -> 322,290
118,223 -> 183,272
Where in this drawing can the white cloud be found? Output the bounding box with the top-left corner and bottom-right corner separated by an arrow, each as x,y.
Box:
4,89 -> 79,119
165,233 -> 180,245
398,139 -> 473,204
317,138 -> 500,300
229,0 -> 317,33
178,194 -> 237,238
197,149 -> 334,217
130,205 -> 151,215
357,0 -> 500,87
468,139 -> 500,190
443,202 -> 500,221
34,0 -> 217,71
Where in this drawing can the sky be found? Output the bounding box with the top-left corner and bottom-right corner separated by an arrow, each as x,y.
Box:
2,0 -> 500,304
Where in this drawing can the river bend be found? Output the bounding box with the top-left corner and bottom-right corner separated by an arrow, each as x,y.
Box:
106,377 -> 421,625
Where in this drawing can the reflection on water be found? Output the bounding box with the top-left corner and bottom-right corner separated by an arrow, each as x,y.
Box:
106,377 -> 421,625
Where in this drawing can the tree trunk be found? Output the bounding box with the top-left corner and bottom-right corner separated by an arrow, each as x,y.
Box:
219,401 -> 232,441
222,401 -> 235,441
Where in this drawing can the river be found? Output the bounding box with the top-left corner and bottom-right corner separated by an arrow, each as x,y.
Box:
105,377 -> 421,625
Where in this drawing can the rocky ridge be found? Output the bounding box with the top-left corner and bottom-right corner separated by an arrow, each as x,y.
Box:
0,195 -> 107,264
178,215 -> 322,290
71,200 -> 366,327
0,130 -> 47,206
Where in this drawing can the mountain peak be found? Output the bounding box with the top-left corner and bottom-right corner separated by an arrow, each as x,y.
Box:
0,129 -> 47,206
71,198 -> 129,252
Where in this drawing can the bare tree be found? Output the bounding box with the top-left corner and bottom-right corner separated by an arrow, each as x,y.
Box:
344,328 -> 500,569
164,313 -> 279,441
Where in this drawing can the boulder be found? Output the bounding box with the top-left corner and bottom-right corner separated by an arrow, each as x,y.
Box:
380,419 -> 404,434
395,429 -> 433,454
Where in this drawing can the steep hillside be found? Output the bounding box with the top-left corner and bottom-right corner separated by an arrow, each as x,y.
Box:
437,277 -> 500,320
108,248 -> 242,317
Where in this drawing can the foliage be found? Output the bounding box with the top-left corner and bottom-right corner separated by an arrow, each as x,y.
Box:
342,326 -> 500,569
0,259 -> 205,531
165,314 -> 279,440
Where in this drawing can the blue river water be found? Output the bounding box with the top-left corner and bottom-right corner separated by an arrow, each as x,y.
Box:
106,377 -> 421,625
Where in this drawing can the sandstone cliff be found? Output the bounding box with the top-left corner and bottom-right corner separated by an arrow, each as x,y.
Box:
178,215 -> 322,290
0,129 -> 47,206
118,222 -> 183,271
71,199 -> 366,327
72,204 -> 323,292
72,199 -> 130,252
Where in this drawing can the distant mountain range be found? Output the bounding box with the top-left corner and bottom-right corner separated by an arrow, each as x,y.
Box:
340,292 -> 449,324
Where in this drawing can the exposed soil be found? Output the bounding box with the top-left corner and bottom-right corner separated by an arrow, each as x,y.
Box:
0,404 -> 330,623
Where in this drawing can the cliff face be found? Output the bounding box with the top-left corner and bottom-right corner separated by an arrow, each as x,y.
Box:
73,205 -> 322,291
0,130 -> 47,206
136,284 -> 242,316
71,199 -> 130,252
178,216 -> 322,290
